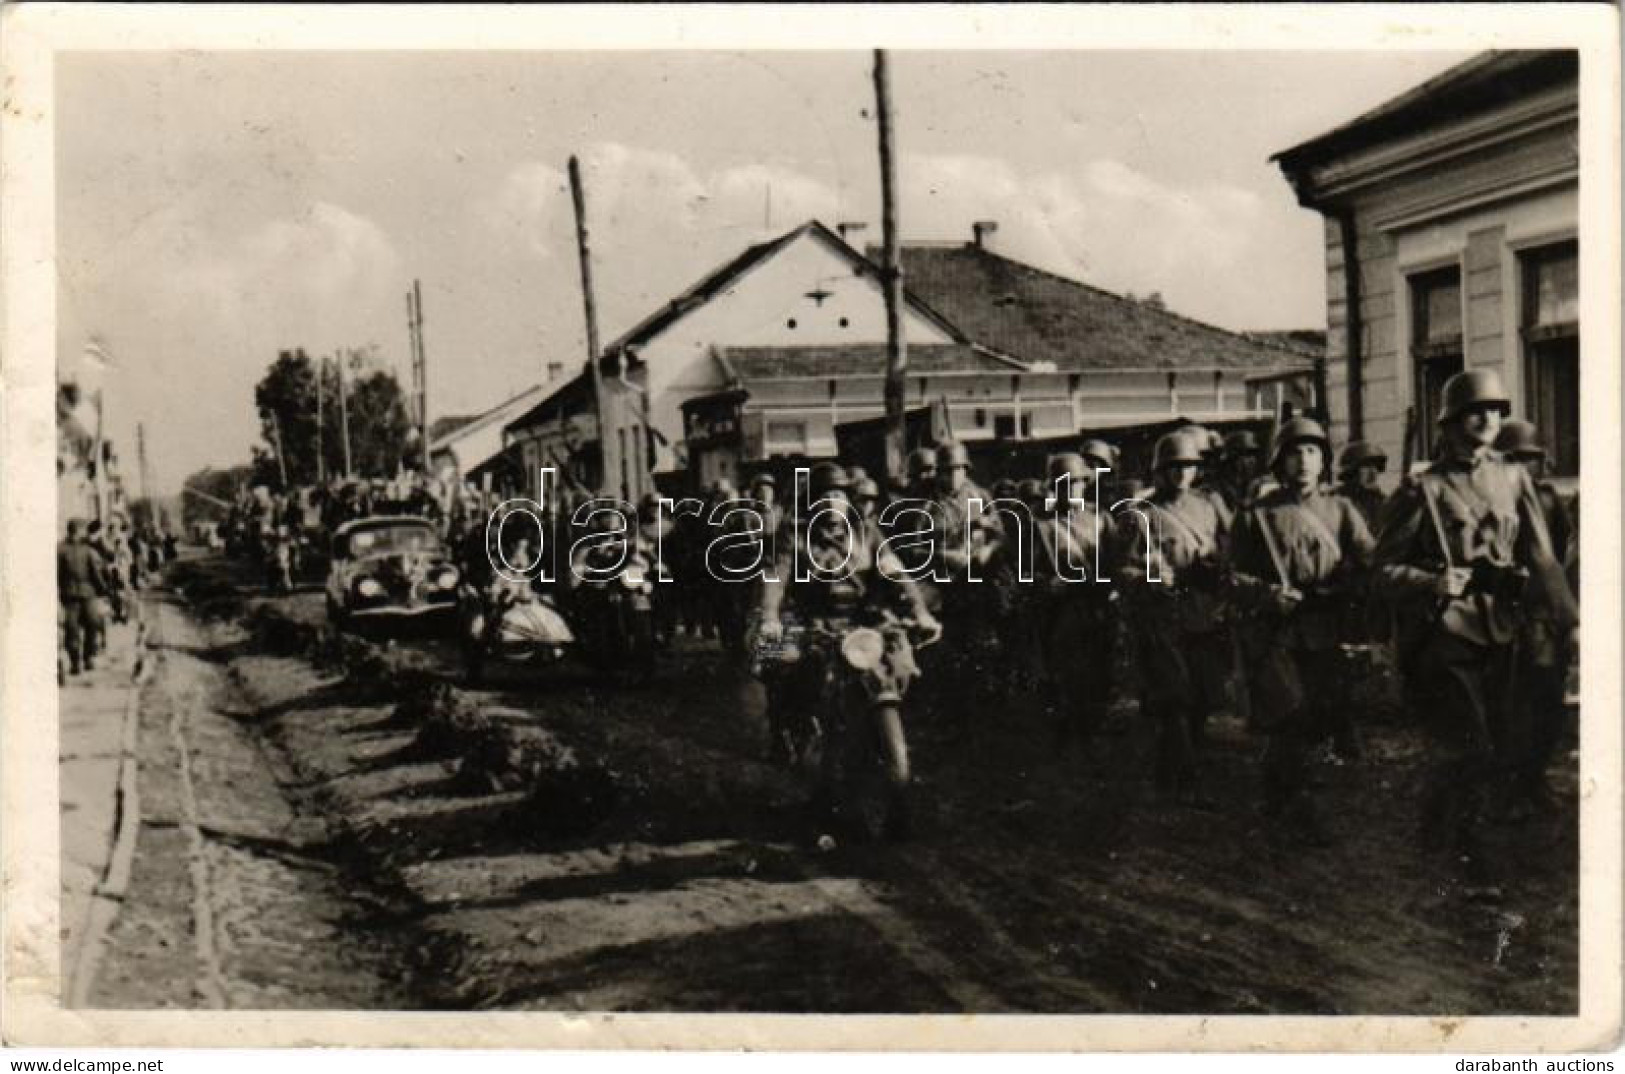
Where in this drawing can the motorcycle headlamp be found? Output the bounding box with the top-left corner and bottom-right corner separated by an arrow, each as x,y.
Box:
356,577 -> 383,598
435,567 -> 459,590
840,627 -> 886,671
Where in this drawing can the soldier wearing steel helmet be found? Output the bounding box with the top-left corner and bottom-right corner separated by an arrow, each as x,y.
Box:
1117,427 -> 1234,803
1032,448 -> 1122,750
921,440 -> 1008,720
1229,416 -> 1375,845
903,447 -> 937,500
754,462 -> 941,766
1334,440 -> 1390,532
1374,370 -> 1577,875
1493,418 -> 1576,816
1214,430 -> 1267,514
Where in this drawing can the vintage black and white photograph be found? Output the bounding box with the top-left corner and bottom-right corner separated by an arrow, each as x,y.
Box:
4,3 -> 1620,1054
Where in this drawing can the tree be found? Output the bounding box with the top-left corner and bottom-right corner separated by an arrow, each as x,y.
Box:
180,463 -> 255,526
252,345 -> 416,487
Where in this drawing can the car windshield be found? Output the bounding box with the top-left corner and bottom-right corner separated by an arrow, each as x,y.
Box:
343,524 -> 438,558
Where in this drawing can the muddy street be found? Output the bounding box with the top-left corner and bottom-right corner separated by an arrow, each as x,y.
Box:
76,553 -> 1578,1014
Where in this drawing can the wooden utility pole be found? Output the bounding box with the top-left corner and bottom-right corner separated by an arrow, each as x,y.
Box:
336,351 -> 353,479
136,422 -> 152,524
409,279 -> 431,475
315,358 -> 327,484
873,49 -> 909,483
569,155 -> 619,498
91,388 -> 106,524
269,409 -> 289,488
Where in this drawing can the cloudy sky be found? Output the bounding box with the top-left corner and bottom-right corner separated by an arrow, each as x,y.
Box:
56,49 -> 1472,492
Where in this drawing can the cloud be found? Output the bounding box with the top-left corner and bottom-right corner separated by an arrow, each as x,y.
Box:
484,144 -> 840,337
58,200 -> 404,487
900,152 -> 1269,324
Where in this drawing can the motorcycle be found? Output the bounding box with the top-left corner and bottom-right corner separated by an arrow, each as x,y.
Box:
573,544 -> 662,687
757,613 -> 937,841
458,581 -> 575,686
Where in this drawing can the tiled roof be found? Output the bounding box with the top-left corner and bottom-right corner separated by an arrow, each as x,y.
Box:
717,343 -> 1019,383
886,243 -> 1312,372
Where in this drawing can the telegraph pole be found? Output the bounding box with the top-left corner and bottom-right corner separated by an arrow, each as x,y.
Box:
269,409 -> 289,488
569,155 -> 619,498
315,358 -> 327,484
409,279 -> 431,475
136,422 -> 152,526
336,351 -> 353,479
874,49 -> 909,483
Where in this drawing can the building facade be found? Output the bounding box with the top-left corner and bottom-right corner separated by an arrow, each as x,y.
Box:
1274,50 -> 1579,483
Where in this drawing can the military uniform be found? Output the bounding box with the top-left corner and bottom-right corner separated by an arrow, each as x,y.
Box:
1119,431 -> 1233,797
1375,373 -> 1576,860
58,529 -> 109,674
1032,453 -> 1120,746
922,442 -> 1008,717
1493,420 -> 1577,810
1229,419 -> 1374,838
756,465 -> 935,767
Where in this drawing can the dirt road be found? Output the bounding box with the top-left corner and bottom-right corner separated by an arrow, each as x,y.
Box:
88,553 -> 1578,1013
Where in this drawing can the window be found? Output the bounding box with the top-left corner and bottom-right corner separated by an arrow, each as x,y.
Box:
1409,267 -> 1464,459
992,413 -> 1032,440
1521,241 -> 1579,477
765,420 -> 807,456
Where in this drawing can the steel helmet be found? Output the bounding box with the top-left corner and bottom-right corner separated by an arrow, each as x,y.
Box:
1337,440 -> 1388,474
1078,438 -> 1119,471
747,471 -> 777,491
1494,419 -> 1545,459
906,446 -> 937,480
935,440 -> 971,470
1016,477 -> 1047,505
1270,416 -> 1331,469
1223,430 -> 1262,458
1152,430 -> 1204,471
852,475 -> 881,501
992,477 -> 1018,500
808,461 -> 850,496
1047,451 -> 1087,481
1437,369 -> 1511,424
845,465 -> 871,486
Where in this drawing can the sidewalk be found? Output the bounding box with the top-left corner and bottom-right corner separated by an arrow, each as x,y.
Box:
59,597 -> 148,1004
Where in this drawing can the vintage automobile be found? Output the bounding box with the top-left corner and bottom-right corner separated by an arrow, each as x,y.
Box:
324,515 -> 460,631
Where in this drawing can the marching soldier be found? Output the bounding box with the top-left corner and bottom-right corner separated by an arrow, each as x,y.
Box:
851,474 -> 884,546
1334,441 -> 1390,532
1215,430 -> 1266,514
1118,428 -> 1233,803
1493,418 -> 1576,814
1229,417 -> 1374,844
923,440 -> 1007,721
1033,450 -> 1120,750
58,520 -> 110,677
1374,370 -> 1576,874
903,446 -> 937,501
714,473 -> 781,657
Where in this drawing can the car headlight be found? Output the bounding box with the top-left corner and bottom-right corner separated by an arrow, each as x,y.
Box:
435,567 -> 459,590
356,577 -> 383,598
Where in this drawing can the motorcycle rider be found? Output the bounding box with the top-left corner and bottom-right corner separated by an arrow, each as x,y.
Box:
754,463 -> 942,776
